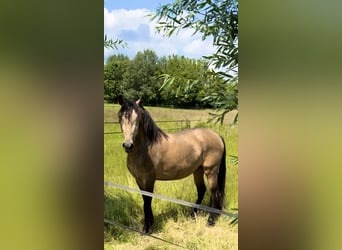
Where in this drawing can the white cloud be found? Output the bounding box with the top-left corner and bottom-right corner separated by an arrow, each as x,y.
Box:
104,8 -> 151,32
104,8 -> 215,61
183,38 -> 215,57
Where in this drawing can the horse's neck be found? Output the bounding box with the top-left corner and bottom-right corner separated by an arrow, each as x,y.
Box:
132,127 -> 148,151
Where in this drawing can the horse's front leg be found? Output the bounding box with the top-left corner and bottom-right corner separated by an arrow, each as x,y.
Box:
137,179 -> 155,234
142,194 -> 154,234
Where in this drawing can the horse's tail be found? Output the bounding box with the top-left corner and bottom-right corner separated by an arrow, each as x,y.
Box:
217,136 -> 226,209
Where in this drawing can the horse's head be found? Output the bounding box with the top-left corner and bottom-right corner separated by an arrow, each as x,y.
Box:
118,97 -> 143,153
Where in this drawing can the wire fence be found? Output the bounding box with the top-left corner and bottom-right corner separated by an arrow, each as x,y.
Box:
105,181 -> 237,218
104,118 -> 237,248
104,119 -> 200,135
104,219 -> 188,249
104,181 -> 238,249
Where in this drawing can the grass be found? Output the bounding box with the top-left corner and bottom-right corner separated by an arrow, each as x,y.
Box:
104,104 -> 238,249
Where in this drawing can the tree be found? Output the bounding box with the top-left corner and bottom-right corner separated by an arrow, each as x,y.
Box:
103,36 -> 128,103
104,49 -> 228,107
123,50 -> 161,105
159,55 -> 212,107
152,0 -> 238,123
104,54 -> 130,103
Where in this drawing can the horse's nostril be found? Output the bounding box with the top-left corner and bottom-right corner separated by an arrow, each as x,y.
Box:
123,143 -> 134,150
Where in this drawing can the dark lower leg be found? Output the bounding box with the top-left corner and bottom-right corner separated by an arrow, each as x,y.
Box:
142,195 -> 154,234
192,167 -> 206,217
193,185 -> 206,215
137,180 -> 155,234
207,187 -> 221,226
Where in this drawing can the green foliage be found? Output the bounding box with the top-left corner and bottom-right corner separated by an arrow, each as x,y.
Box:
104,54 -> 130,103
123,50 -> 161,105
104,35 -> 127,49
152,0 -> 238,121
104,50 -> 229,108
229,208 -> 239,226
204,80 -> 238,124
158,55 -> 211,107
229,155 -> 239,166
152,0 -> 238,79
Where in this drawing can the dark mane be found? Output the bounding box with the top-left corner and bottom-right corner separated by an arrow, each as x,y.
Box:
118,99 -> 168,145
142,109 -> 168,145
118,99 -> 139,123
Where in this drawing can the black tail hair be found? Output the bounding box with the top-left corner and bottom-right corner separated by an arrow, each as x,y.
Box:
217,136 -> 226,209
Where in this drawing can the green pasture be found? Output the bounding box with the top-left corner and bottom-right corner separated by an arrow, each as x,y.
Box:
104,104 -> 238,249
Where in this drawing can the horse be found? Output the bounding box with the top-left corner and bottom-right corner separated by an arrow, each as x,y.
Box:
117,97 -> 226,234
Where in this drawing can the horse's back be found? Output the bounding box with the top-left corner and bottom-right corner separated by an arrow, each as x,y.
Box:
183,128 -> 224,168
150,128 -> 224,180
172,127 -> 223,150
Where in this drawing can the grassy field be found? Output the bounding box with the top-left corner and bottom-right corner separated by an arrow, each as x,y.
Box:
104,104 -> 238,249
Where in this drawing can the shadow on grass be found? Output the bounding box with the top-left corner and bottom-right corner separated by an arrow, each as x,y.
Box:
152,196 -> 211,233
104,190 -> 209,241
104,190 -> 142,243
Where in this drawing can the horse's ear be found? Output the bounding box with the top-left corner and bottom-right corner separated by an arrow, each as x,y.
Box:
118,96 -> 123,105
136,98 -> 143,107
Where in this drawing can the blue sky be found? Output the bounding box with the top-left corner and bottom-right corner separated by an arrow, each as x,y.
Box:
104,0 -> 215,62
104,0 -> 173,11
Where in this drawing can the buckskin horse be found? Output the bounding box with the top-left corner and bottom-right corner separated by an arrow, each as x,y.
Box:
118,97 -> 226,234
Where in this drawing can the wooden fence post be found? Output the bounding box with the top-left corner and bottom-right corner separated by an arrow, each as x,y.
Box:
186,119 -> 191,129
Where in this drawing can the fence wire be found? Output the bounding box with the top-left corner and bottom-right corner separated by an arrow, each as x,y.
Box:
104,218 -> 188,249
104,119 -> 200,135
104,181 -> 237,219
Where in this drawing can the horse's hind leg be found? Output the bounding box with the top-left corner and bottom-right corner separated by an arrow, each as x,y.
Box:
192,167 -> 206,218
207,172 -> 222,226
136,179 -> 155,234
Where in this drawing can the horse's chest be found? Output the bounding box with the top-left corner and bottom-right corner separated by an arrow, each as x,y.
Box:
126,157 -> 139,178
127,154 -> 153,179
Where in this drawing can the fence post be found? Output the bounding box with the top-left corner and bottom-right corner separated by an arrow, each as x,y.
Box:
186,119 -> 191,129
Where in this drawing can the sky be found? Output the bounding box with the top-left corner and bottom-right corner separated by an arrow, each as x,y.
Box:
104,0 -> 215,63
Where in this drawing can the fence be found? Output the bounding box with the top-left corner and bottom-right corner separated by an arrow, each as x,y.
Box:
104,118 -> 237,248
104,181 -> 238,249
104,119 -> 200,135
104,218 -> 188,249
105,182 -> 237,218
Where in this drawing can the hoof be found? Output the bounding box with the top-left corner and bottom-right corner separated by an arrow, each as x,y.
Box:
206,217 -> 215,227
142,220 -> 154,234
142,225 -> 152,234
191,211 -> 198,220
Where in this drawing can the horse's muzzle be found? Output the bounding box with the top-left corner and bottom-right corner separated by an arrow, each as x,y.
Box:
122,142 -> 133,153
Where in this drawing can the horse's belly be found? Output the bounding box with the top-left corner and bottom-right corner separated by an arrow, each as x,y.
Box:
150,134 -> 205,180
155,168 -> 196,180
154,153 -> 202,180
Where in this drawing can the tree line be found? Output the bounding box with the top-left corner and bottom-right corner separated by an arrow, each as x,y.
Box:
104,49 -> 235,108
